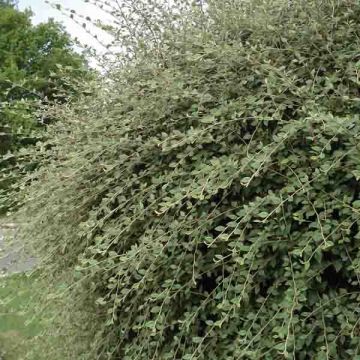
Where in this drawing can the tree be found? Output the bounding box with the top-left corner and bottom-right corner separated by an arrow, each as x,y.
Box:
0,4 -> 90,213
0,0 -> 17,7
0,4 -> 87,154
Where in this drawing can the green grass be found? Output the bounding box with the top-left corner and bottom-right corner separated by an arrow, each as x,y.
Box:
0,273 -> 41,360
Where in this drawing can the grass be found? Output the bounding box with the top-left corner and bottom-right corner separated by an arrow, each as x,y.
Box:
0,273 -> 41,360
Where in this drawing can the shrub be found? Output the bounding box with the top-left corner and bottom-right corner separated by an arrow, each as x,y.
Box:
16,0 -> 360,359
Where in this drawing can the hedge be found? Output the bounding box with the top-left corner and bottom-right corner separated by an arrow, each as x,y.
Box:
15,1 -> 360,359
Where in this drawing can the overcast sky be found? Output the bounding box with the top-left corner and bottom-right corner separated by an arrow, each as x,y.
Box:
18,0 -> 113,54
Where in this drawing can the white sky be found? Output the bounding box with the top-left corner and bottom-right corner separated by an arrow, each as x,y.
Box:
18,0 -> 113,55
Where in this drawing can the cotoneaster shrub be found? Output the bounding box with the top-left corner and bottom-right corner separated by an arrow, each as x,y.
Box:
15,1 -> 360,359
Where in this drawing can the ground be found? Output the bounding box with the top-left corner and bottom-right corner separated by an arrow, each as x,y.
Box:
0,226 -> 36,274
0,273 -> 40,360
0,225 -> 39,360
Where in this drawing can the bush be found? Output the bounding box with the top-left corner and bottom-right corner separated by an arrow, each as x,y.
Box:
15,0 -> 360,359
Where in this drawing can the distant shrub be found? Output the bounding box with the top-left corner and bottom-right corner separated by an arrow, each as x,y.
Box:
16,1 -> 360,359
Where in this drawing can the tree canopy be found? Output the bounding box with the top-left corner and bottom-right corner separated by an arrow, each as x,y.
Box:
0,3 -> 90,214
0,3 -> 87,154
0,0 -> 17,7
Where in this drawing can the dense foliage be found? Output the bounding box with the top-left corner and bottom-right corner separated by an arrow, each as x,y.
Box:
0,2 -> 86,152
0,2 -> 89,211
16,0 -> 360,359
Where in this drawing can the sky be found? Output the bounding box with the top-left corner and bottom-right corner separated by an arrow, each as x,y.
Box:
18,0 -> 113,55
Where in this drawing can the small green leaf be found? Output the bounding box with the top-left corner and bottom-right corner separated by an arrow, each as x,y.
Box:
200,115 -> 215,123
258,211 -> 268,219
215,226 -> 226,232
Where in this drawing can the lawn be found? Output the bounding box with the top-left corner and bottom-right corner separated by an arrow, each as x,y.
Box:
0,273 -> 41,360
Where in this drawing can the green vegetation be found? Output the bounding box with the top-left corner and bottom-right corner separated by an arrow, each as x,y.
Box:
0,1 -> 16,7
9,0 -> 360,359
0,1 -> 86,153
0,1 -> 89,212
0,274 -> 41,360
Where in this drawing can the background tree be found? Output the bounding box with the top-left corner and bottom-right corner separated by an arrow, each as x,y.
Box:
0,4 -> 90,212
0,3 -> 87,154
0,0 -> 17,7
